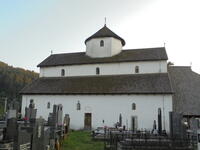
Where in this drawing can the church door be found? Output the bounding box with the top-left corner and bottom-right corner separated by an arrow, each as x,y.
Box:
131,116 -> 138,132
84,113 -> 92,130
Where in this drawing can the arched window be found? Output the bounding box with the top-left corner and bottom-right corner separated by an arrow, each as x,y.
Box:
132,103 -> 136,110
47,102 -> 50,109
96,67 -> 100,75
135,66 -> 139,73
77,101 -> 81,110
100,40 -> 104,47
61,69 -> 65,76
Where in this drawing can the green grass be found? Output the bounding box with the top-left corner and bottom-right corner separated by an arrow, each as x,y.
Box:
63,131 -> 104,150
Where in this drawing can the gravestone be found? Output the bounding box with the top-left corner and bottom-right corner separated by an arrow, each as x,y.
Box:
25,100 -> 37,123
57,105 -> 63,126
49,104 -> 63,128
158,108 -> 162,135
31,118 -> 46,150
190,117 -> 199,133
16,125 -> 32,150
63,114 -> 70,135
169,111 -> 187,139
6,109 -> 17,140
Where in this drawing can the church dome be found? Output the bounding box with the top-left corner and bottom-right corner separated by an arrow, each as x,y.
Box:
85,25 -> 126,46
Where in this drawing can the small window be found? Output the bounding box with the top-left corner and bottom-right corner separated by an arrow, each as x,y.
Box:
96,67 -> 100,75
77,101 -> 81,110
61,69 -> 65,76
100,40 -> 104,47
135,66 -> 139,73
132,103 -> 136,110
47,102 -> 50,109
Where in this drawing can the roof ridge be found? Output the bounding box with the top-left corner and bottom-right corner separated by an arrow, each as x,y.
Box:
169,66 -> 191,68
51,51 -> 85,56
123,47 -> 165,51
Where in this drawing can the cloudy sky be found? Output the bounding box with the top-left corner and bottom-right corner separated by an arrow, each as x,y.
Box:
0,0 -> 200,73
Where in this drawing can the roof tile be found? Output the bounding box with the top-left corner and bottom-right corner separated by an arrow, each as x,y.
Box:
85,25 -> 126,46
20,73 -> 173,95
38,47 -> 168,67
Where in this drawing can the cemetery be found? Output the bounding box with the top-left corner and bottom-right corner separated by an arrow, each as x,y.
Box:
0,98 -> 200,150
0,99 -> 70,150
91,111 -> 199,150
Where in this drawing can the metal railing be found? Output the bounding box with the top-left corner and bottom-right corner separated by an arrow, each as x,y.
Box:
103,129 -> 196,150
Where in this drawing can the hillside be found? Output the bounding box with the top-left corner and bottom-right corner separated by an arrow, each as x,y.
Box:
0,61 -> 39,103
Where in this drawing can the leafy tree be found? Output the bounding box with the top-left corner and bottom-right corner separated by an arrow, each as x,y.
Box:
0,61 -> 39,114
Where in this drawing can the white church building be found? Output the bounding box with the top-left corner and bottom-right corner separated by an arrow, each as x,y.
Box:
21,25 -> 173,131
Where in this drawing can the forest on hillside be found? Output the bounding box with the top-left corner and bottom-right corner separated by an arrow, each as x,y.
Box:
0,61 -> 39,107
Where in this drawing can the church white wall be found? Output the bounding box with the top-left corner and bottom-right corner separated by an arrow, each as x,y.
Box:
22,94 -> 172,132
111,38 -> 122,56
86,37 -> 122,58
39,61 -> 167,77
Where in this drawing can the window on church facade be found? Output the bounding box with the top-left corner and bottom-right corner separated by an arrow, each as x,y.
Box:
132,103 -> 136,110
135,66 -> 139,73
100,40 -> 104,47
96,67 -> 100,75
47,102 -> 50,109
61,69 -> 65,76
77,101 -> 81,110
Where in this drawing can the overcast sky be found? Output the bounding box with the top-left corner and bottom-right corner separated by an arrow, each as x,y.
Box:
0,0 -> 200,73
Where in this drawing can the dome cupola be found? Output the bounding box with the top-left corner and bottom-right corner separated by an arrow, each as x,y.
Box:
85,25 -> 125,58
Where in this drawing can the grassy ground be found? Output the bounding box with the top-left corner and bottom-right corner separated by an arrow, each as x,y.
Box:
63,131 -> 104,150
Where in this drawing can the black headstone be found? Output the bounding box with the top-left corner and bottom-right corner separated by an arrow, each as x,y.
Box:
158,108 -> 162,135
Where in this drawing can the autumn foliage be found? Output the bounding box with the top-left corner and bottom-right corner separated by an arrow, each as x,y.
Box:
0,61 -> 38,101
